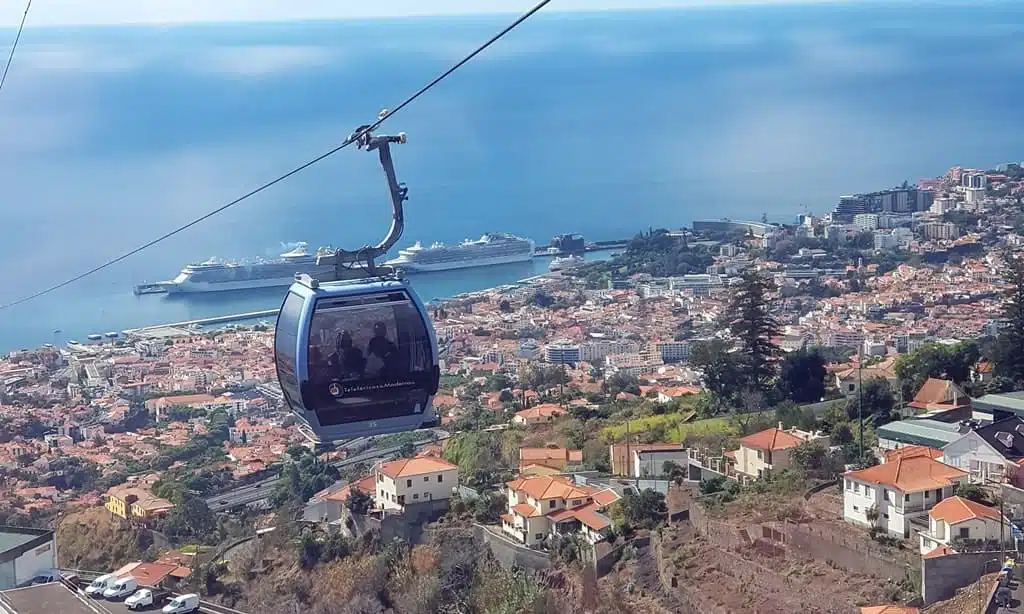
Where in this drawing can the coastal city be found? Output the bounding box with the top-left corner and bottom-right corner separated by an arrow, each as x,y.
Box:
2,160 -> 1024,614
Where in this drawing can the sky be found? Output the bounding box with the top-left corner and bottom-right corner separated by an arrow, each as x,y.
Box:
3,0 -> 881,28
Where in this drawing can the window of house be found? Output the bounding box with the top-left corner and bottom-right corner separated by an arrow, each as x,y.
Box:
925,491 -> 930,499
424,476 -> 429,482
853,505 -> 859,511
959,527 -> 970,539
756,449 -> 763,460
848,383 -> 855,392
905,494 -> 910,502
437,475 -> 443,483
572,499 -> 582,506
413,494 -> 419,500
406,479 -> 412,487
883,513 -> 889,519
535,534 -> 543,540
549,500 -> 556,509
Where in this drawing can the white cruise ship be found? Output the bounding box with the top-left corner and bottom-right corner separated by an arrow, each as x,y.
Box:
549,255 -> 584,272
385,232 -> 535,273
136,243 -> 336,294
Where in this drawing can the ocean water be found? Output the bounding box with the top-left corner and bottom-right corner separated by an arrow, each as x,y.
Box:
0,3 -> 1023,351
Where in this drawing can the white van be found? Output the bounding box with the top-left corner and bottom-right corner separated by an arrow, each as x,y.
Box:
103,576 -> 138,600
162,593 -> 200,614
84,574 -> 115,598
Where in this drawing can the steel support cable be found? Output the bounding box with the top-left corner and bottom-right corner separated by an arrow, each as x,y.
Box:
0,0 -> 553,311
0,0 -> 32,94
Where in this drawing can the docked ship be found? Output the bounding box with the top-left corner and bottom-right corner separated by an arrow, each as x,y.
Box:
548,254 -> 584,272
385,232 -> 535,273
135,243 -> 335,295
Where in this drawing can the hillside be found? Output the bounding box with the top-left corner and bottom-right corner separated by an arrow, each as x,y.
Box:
56,506 -> 154,571
204,520 -> 674,614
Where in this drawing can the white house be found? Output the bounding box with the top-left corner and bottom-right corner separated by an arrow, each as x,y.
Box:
918,496 -> 1010,556
501,475 -> 620,547
843,453 -> 968,538
941,417 -> 1024,487
374,456 -> 459,511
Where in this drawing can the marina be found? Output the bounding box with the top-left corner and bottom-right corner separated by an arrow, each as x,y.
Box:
121,309 -> 280,340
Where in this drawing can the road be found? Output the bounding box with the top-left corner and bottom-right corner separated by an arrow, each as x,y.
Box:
205,431 -> 449,512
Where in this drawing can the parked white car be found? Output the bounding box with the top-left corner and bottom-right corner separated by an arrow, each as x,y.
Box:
162,593 -> 200,614
102,576 -> 138,600
84,574 -> 115,598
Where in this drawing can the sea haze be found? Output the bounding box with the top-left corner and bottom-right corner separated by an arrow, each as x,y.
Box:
0,2 -> 1022,350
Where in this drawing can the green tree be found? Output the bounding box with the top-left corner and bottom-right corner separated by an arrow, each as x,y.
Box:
994,253 -> 1024,385
846,379 -> 894,423
486,373 -> 512,392
346,489 -> 372,516
779,349 -> 827,403
614,489 -> 667,529
728,271 -> 780,392
602,372 -> 641,397
690,340 -> 743,402
894,341 -> 979,399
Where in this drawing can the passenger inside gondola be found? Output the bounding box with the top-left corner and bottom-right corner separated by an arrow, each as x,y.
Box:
329,330 -> 366,380
366,321 -> 400,376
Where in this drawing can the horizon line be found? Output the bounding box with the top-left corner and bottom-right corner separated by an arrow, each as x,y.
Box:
1,0 -> 980,32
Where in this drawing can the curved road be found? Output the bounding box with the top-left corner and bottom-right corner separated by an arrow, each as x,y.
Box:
205,431 -> 449,512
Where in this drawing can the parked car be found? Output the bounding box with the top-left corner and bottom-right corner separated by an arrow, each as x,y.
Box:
162,593 -> 200,614
125,588 -> 170,611
103,576 -> 138,600
84,574 -> 115,598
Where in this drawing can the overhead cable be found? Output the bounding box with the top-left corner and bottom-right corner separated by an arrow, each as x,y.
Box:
0,0 -> 553,310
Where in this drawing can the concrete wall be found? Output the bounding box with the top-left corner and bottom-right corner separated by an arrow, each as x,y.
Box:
772,520 -> 909,580
364,499 -> 451,544
689,502 -> 910,581
474,525 -> 551,572
14,540 -> 55,585
921,550 -> 1005,605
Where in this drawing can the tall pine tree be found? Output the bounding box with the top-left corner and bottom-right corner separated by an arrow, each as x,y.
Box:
728,270 -> 781,393
995,252 -> 1024,384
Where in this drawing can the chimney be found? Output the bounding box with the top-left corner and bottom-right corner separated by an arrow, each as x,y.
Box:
778,421 -> 784,431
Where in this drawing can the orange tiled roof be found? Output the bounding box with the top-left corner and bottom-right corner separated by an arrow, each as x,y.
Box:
861,606 -> 919,614
506,475 -> 597,501
377,456 -> 458,479
844,456 -> 966,493
591,489 -> 620,507
519,447 -> 583,463
929,496 -> 1003,525
738,427 -> 803,452
884,445 -> 943,463
512,503 -> 543,518
547,502 -> 612,532
325,475 -> 376,502
908,378 -> 969,410
514,404 -> 564,420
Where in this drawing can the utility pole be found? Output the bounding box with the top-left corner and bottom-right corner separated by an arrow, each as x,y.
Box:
625,420 -> 631,479
858,346 -> 864,463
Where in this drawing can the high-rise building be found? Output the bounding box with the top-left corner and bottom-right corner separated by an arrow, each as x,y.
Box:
833,187 -> 933,220
962,172 -> 987,189
920,222 -> 960,241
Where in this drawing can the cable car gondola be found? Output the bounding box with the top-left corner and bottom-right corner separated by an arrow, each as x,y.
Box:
274,117 -> 440,442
